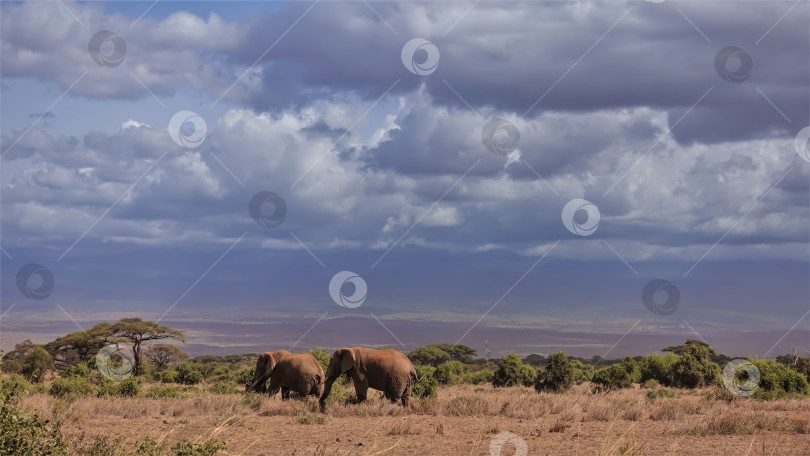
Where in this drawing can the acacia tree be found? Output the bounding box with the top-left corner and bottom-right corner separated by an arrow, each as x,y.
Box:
44,322 -> 114,370
111,318 -> 185,376
145,344 -> 189,369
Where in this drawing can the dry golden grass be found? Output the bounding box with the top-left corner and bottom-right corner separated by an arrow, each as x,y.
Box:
14,383 -> 810,455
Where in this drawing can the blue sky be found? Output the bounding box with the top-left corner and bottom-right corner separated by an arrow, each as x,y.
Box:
1,0 -> 810,358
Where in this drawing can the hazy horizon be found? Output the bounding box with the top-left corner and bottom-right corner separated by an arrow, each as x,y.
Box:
2,0 -> 810,362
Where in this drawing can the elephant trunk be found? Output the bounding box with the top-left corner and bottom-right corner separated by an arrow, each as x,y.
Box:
319,376 -> 337,412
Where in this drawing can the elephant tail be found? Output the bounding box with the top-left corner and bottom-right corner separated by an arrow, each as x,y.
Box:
410,366 -> 420,383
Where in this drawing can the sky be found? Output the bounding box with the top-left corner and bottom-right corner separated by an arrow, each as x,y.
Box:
1,0 -> 810,359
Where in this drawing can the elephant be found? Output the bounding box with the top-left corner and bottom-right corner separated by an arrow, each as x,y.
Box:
319,347 -> 419,412
245,350 -> 324,399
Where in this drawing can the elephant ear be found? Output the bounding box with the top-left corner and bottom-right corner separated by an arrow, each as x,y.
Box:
339,348 -> 356,374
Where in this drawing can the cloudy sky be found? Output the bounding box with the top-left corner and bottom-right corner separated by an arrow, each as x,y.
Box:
2,0 -> 809,358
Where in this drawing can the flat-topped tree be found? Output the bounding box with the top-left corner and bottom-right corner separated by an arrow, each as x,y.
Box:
111,318 -> 185,376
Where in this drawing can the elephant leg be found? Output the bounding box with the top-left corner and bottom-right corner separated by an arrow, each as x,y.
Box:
401,381 -> 412,408
267,376 -> 283,397
281,386 -> 291,400
353,378 -> 369,403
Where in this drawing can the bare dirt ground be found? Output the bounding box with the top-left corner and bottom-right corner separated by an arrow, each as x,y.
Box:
21,384 -> 810,455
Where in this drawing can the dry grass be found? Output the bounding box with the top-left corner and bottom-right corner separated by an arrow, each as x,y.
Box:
13,383 -> 810,455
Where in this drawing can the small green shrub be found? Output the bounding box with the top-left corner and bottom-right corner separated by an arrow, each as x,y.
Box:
171,439 -> 227,456
646,388 -> 678,399
176,362 -> 204,385
412,365 -> 438,398
643,379 -> 660,389
157,370 -> 180,384
146,385 -> 181,399
296,413 -> 326,425
434,361 -> 467,384
462,368 -> 494,385
672,345 -> 721,388
592,364 -> 634,392
236,366 -> 255,387
493,353 -> 537,388
208,381 -> 238,395
48,376 -> 92,399
307,347 -> 331,374
1,383 -> 68,455
747,359 -> 809,400
116,376 -> 140,397
640,353 -> 679,386
534,352 -> 575,393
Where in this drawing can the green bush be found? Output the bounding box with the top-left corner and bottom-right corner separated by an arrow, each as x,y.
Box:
462,368 -> 494,385
176,362 -> 204,385
747,359 -> 809,400
672,345 -> 721,388
571,359 -> 594,384
48,376 -> 92,399
208,381 -> 238,395
21,347 -> 54,383
171,439 -> 227,456
236,366 -> 255,387
493,353 -> 537,388
146,385 -> 181,399
116,376 -> 140,397
534,352 -> 575,393
640,353 -> 679,386
434,361 -> 467,384
307,347 -> 331,374
61,362 -> 91,378
1,383 -> 68,455
412,365 -> 438,398
2,374 -> 32,395
646,387 -> 678,399
157,370 -> 180,384
592,364 -> 634,392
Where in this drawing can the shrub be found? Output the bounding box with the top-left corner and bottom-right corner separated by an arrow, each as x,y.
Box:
307,347 -> 331,374
672,345 -> 721,388
534,352 -> 575,393
176,362 -> 204,385
296,413 -> 326,425
116,376 -> 140,397
48,376 -> 92,399
1,382 -> 68,455
171,439 -> 227,456
571,359 -> 594,384
157,370 -> 180,384
236,366 -> 254,388
61,362 -> 91,378
2,374 -> 32,395
208,381 -> 238,395
412,365 -> 438,398
21,347 -> 54,383
462,368 -> 494,385
592,364 -> 634,392
747,359 -> 809,399
492,353 -> 537,388
146,385 -> 181,399
434,361 -> 467,384
647,387 -> 678,399
640,353 -> 679,386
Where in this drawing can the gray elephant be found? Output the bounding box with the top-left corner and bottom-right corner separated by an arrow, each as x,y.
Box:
246,350 -> 324,399
319,347 -> 418,412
